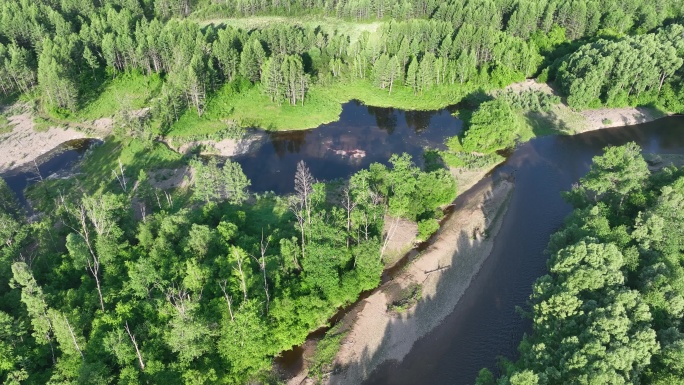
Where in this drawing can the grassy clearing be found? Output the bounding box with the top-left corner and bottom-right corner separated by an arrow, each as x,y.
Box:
76,72 -> 162,121
168,78 -> 473,135
196,15 -> 381,44
168,80 -> 343,135
79,138 -> 183,193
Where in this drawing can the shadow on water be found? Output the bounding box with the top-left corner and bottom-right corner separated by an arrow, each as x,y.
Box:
233,101 -> 463,194
333,116 -> 684,385
1,139 -> 101,205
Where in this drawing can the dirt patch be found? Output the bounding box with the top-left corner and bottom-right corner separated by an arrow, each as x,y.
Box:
148,166 -> 193,190
381,215 -> 418,267
0,113 -> 87,172
322,176 -> 514,385
579,107 -> 666,133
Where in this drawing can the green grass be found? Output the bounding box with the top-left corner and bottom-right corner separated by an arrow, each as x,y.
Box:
32,116 -> 54,132
308,324 -> 348,382
167,79 -> 343,135
0,115 -> 12,134
168,78 -> 475,135
387,283 -> 422,313
326,78 -> 469,111
76,72 -> 162,121
80,138 -> 183,193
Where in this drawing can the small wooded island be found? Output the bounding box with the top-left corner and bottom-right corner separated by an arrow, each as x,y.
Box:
1,1 -> 684,384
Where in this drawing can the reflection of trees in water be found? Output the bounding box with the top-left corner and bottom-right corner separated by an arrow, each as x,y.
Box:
270,131 -> 308,158
367,106 -> 397,134
405,110 -> 432,134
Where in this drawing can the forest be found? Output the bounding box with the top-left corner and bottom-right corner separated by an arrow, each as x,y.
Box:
0,152 -> 456,384
3,0 -> 684,384
478,143 -> 684,385
2,0 -> 684,133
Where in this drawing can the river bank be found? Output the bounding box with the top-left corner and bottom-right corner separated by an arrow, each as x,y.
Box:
0,107 -> 114,173
319,175 -> 514,385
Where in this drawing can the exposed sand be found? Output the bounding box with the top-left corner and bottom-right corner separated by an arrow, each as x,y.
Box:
502,78 -> 559,96
578,107 -> 666,132
381,215 -> 418,267
319,177 -> 514,385
168,133 -> 266,157
0,113 -> 87,172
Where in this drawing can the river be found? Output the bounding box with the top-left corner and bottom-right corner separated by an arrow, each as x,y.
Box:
232,101 -> 462,193
3,102 -> 684,385
363,116 -> 684,385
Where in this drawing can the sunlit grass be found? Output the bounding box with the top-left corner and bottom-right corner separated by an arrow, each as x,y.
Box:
80,138 -> 183,193
167,77 -> 476,135
76,72 -> 162,121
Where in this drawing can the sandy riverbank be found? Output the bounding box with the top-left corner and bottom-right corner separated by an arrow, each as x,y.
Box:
165,132 -> 267,158
316,176 -> 513,385
503,79 -> 672,134
578,107 -> 668,132
0,113 -> 88,173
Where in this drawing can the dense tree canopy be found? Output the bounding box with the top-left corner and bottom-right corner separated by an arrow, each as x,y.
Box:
0,152 -> 456,384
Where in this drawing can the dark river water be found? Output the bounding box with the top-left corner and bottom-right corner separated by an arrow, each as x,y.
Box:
363,116 -> 684,385
233,101 -> 462,193
4,102 -> 684,385
1,139 -> 99,205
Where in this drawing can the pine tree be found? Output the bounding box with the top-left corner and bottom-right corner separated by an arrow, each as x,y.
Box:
405,56 -> 419,94
239,38 -> 266,82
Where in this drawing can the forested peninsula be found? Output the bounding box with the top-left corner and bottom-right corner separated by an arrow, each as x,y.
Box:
2,0 -> 684,385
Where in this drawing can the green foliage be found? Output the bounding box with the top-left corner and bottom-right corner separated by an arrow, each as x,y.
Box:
0,143 -> 460,384
417,218 -> 440,241
462,99 -> 521,154
387,283 -> 422,313
556,25 -> 684,109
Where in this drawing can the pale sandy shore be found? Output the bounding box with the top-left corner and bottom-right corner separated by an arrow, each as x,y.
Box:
503,79 -> 671,134
578,107 -> 667,132
314,176 -> 514,385
0,113 -> 88,173
165,133 -> 266,157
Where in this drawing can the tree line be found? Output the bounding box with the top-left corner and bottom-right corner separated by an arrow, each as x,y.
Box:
3,0 -> 684,131
555,24 -> 684,109
478,143 -> 684,384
